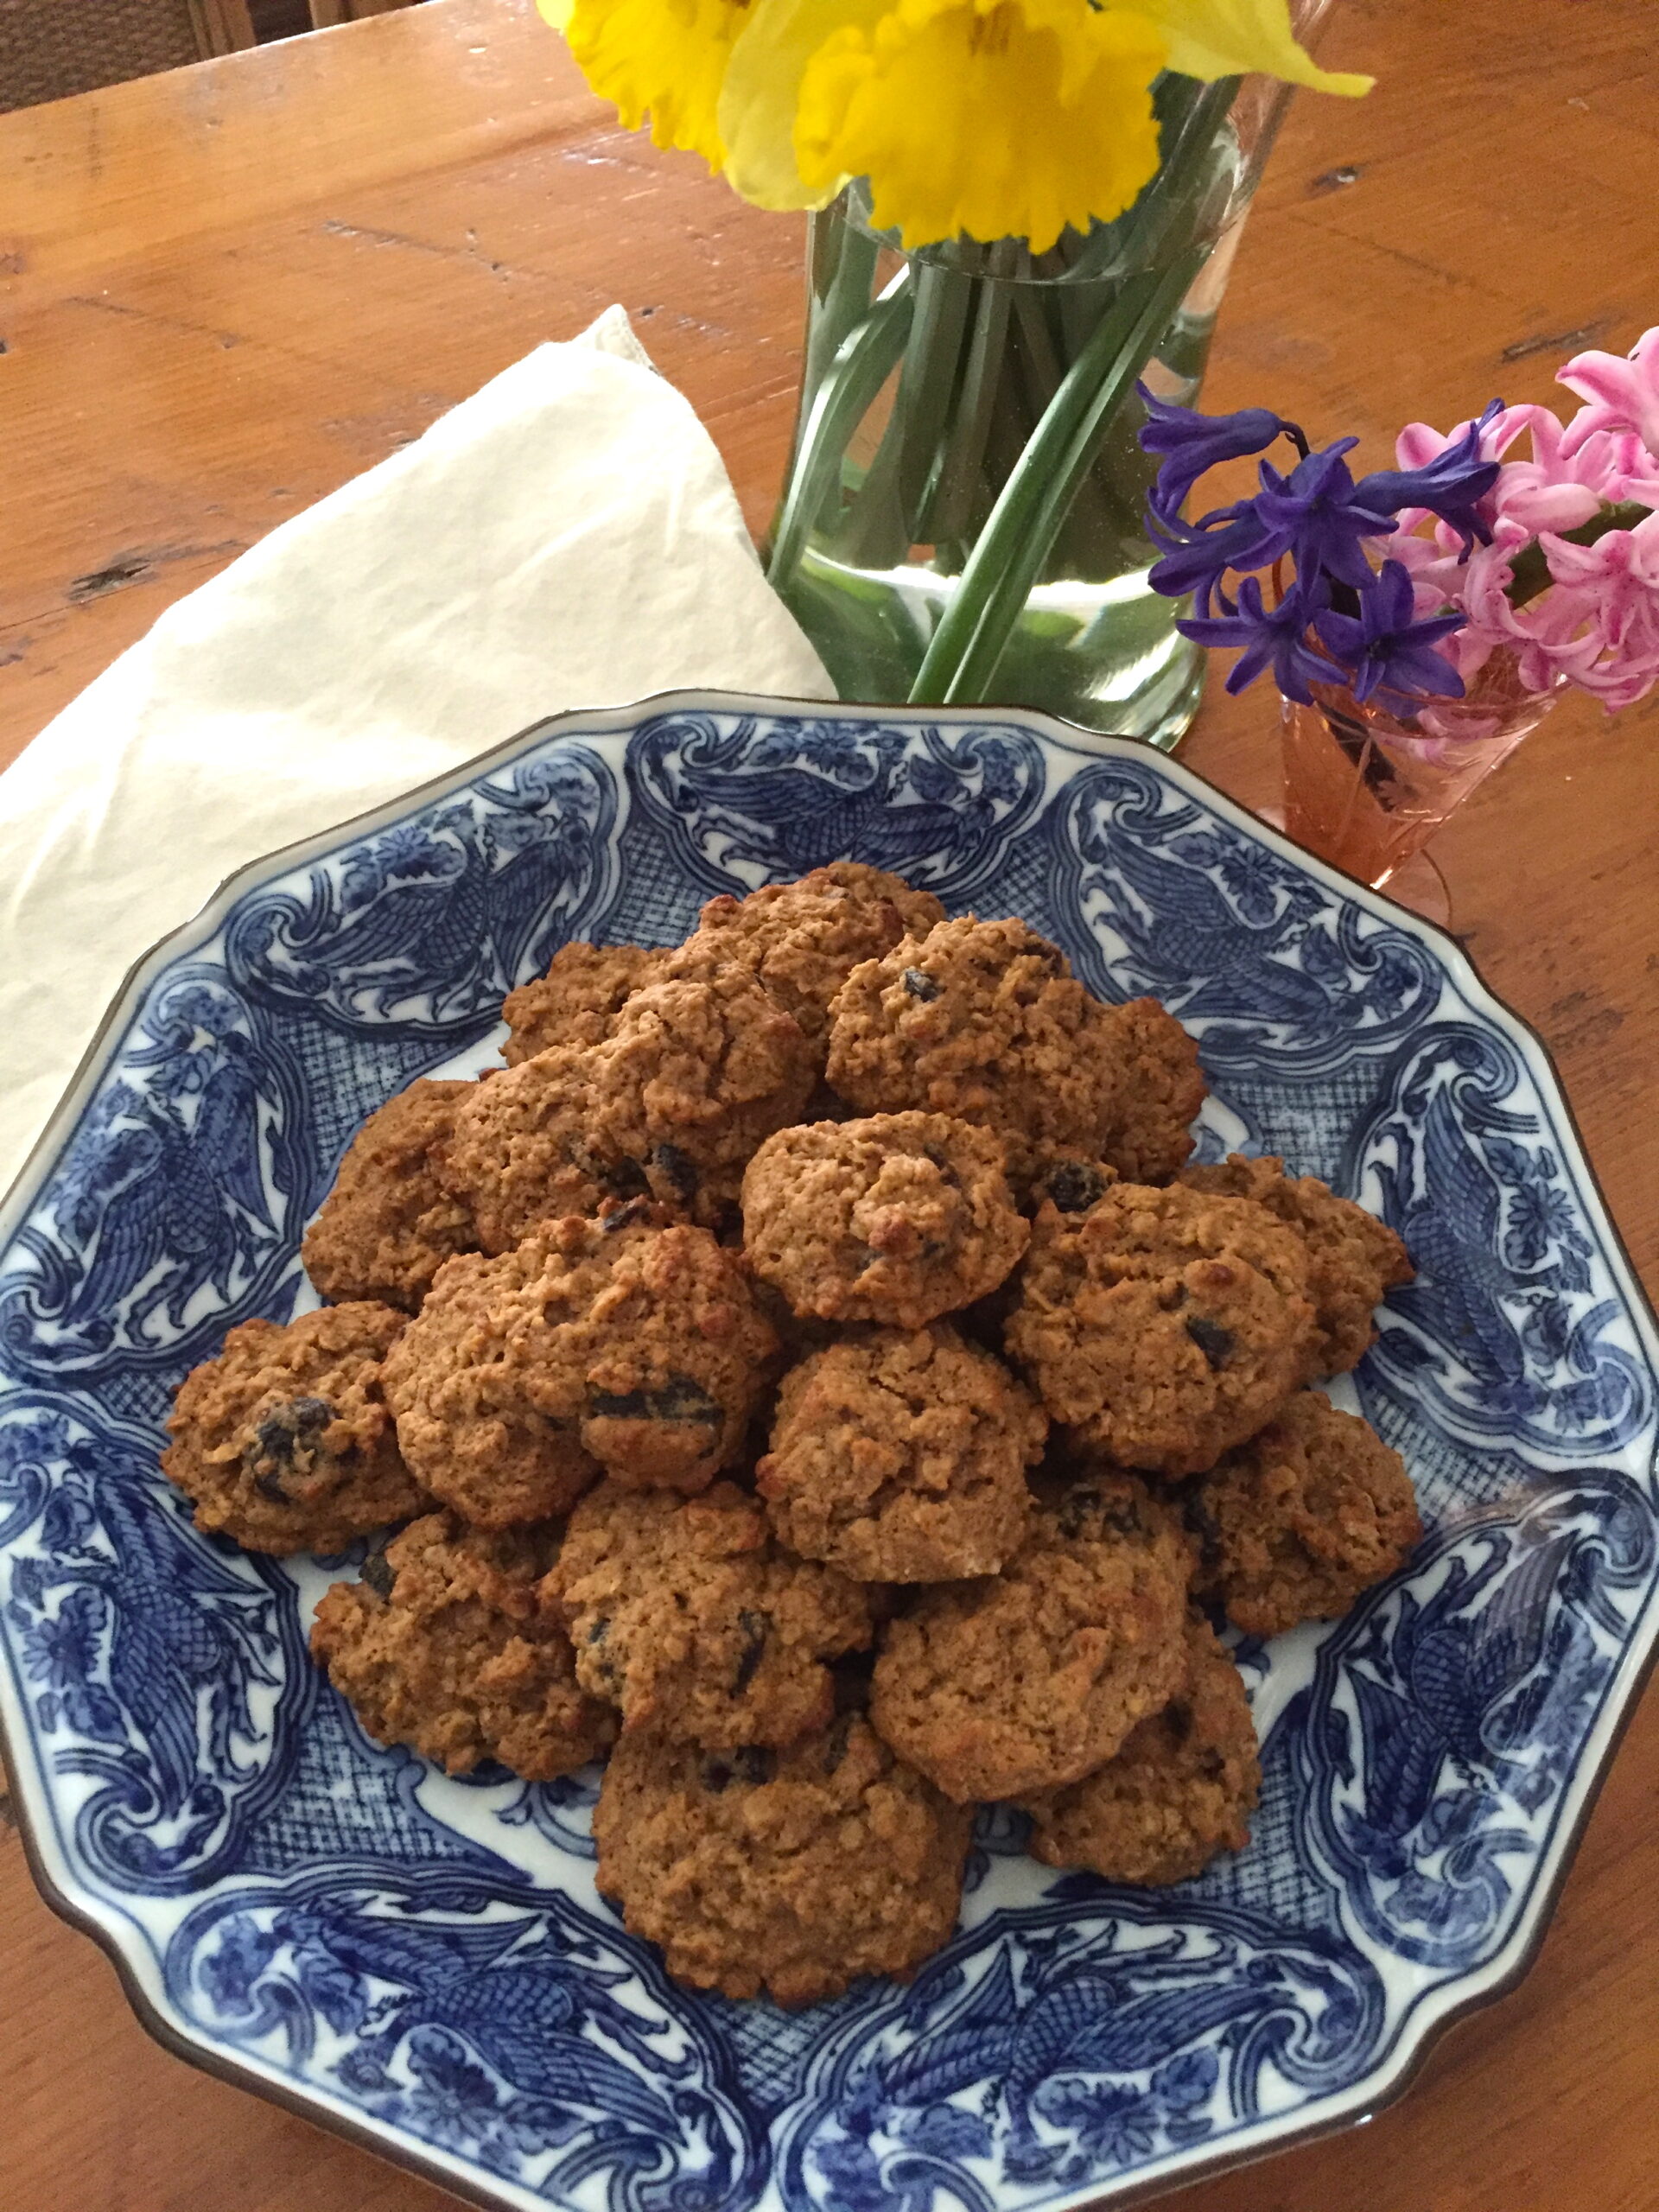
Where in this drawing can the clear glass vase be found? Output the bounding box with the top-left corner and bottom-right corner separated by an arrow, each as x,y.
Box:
1279,651 -> 1564,891
764,48 -> 1332,749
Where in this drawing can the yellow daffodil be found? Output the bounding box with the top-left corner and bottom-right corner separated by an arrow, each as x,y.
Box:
539,0 -> 753,168
794,0 -> 1167,254
718,0 -> 890,212
1121,0 -> 1373,97
543,0 -> 1371,245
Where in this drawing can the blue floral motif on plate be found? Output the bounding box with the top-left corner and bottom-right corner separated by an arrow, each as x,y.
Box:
1,694 -> 1655,2212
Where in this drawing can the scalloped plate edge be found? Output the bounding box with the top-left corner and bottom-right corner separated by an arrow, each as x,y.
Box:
2,688 -> 1656,2212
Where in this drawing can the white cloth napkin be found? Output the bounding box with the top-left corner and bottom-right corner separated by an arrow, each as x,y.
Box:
0,308 -> 832,1191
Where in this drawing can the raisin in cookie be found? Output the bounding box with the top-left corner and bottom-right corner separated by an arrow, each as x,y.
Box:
1022,1154 -> 1121,1219
593,1718 -> 970,2005
548,1481 -> 871,1747
383,1216 -> 777,1522
501,942 -> 668,1065
870,1473 -> 1192,1801
1005,1181 -> 1316,1475
1179,1154 -> 1414,1376
758,1325 -> 1045,1581
447,967 -> 814,1247
311,1511 -> 614,1778
163,1302 -> 423,1554
674,862 -> 945,1048
742,1112 -> 1028,1329
302,1080 -> 478,1312
1182,1389 -> 1421,1637
825,917 -> 1128,1180
1021,1614 -> 1259,1885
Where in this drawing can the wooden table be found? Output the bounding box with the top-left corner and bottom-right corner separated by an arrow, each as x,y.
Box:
2,3 -> 1656,2206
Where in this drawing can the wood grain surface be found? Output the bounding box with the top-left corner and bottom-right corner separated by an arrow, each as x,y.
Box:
2,3 -> 1656,2208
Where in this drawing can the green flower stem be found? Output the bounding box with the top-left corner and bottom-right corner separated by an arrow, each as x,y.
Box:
766,269 -> 913,591
1504,499 -> 1649,609
1007,285 -> 1129,575
802,219 -> 880,410
832,259 -> 975,568
908,245 -> 1206,705
784,218 -> 881,486
918,274 -> 1013,547
905,74 -> 1239,706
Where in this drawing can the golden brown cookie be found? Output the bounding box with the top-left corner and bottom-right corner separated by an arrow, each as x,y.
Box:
1182,1389 -> 1421,1637
1179,1154 -> 1414,1376
382,1216 -> 778,1524
758,1325 -> 1046,1581
741,1112 -> 1028,1329
163,1302 -> 423,1554
675,862 -> 945,1047
439,1046 -> 622,1254
824,916 -> 1128,1181
302,1080 -> 479,1313
548,1481 -> 871,1747
1005,1181 -> 1316,1475
310,1511 -> 614,1778
1020,1614 -> 1260,1885
1100,998 -> 1207,1183
869,1473 -> 1192,1802
501,942 -> 669,1065
445,966 -> 814,1248
592,1718 -> 971,2005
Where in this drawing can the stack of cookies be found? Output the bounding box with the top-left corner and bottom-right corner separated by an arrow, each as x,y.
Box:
162,863 -> 1421,2007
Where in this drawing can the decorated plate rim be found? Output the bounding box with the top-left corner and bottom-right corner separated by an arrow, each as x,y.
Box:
2,686 -> 1656,2212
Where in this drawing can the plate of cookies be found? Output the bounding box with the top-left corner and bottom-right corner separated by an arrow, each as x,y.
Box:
1,693 -> 1655,2212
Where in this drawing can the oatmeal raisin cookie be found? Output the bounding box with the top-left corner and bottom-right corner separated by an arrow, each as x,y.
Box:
1021,1613 -> 1259,1884
549,1480 -> 871,1747
1179,1154 -> 1413,1376
501,942 -> 667,1065
381,1216 -> 777,1524
593,1717 -> 970,2005
311,1511 -> 613,1778
824,916 -> 1129,1182
742,1111 -> 1027,1329
869,1472 -> 1192,1801
1180,1389 -> 1421,1637
1005,1181 -> 1316,1475
758,1325 -> 1045,1581
163,1302 -> 422,1554
302,1080 -> 478,1312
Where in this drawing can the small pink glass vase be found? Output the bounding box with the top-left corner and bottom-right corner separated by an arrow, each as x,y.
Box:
1278,650 -> 1564,901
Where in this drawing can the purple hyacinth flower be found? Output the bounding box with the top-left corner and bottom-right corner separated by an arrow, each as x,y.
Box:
1353,400 -> 1504,554
1313,559 -> 1468,711
1147,503 -> 1277,615
1177,573 -> 1346,704
1136,385 -> 1303,527
1249,438 -> 1400,588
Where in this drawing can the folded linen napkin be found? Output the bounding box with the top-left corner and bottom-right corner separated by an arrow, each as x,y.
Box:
0,308 -> 832,1190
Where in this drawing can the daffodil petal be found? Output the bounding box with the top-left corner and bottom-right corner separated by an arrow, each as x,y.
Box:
720,0 -> 890,211
563,0 -> 752,168
536,0 -> 575,30
1120,0 -> 1372,95
796,0 -> 1167,253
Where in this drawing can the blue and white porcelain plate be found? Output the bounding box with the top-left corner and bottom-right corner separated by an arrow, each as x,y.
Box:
3,693 -> 1656,2212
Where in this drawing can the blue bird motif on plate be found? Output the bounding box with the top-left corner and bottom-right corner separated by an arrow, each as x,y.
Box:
0,696 -> 1654,2212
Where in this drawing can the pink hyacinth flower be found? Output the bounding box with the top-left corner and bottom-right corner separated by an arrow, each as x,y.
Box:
1486,410 -> 1624,532
1557,326 -> 1659,457
1541,509 -> 1659,656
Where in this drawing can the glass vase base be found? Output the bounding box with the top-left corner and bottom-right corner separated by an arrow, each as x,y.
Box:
1259,807 -> 1452,928
780,550 -> 1207,754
